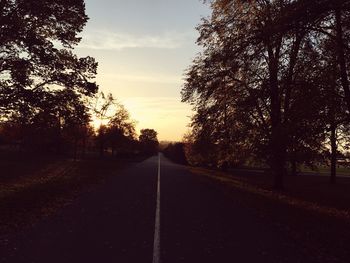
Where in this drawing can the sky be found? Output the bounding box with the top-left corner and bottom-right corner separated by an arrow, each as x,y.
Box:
75,0 -> 211,141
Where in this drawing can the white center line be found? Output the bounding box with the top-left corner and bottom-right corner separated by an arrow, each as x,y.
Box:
152,153 -> 161,263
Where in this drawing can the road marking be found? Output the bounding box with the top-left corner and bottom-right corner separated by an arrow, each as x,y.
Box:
152,154 -> 161,263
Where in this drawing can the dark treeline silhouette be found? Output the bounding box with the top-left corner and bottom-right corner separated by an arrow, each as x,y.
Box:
0,1 -> 158,160
95,101 -> 160,158
0,0 -> 96,157
163,142 -> 188,165
182,0 -> 350,189
0,90 -> 160,159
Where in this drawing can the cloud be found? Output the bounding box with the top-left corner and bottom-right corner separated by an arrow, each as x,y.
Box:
119,97 -> 191,117
103,73 -> 183,85
77,30 -> 193,50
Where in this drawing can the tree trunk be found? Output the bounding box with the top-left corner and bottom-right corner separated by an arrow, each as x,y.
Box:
56,117 -> 62,155
99,140 -> 104,157
82,137 -> 86,159
284,31 -> 303,119
19,121 -> 25,155
329,62 -> 338,184
291,155 -> 297,176
335,7 -> 350,114
330,121 -> 337,184
74,138 -> 78,161
271,133 -> 286,190
269,57 -> 286,190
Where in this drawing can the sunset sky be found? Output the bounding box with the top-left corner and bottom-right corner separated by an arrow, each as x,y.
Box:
75,0 -> 210,141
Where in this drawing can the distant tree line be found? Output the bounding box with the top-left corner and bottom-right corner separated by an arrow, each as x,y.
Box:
94,93 -> 159,158
182,0 -> 350,189
0,0 -> 159,159
163,142 -> 188,165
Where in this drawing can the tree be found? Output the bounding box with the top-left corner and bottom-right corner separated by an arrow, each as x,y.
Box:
163,143 -> 188,165
184,0 -> 303,188
0,0 -> 98,120
106,104 -> 136,156
93,94 -> 138,158
265,0 -> 350,114
1,88 -> 93,156
139,129 -> 159,155
183,0 -> 350,189
94,92 -> 116,157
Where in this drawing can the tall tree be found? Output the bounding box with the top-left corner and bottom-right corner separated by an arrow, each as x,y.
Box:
94,92 -> 116,157
106,104 -> 136,156
183,0 -> 347,189
0,0 -> 98,118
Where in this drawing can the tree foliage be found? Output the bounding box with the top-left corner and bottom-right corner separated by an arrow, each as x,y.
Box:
105,104 -> 136,156
0,0 -> 98,117
0,0 -> 101,158
183,0 -> 350,188
139,129 -> 159,155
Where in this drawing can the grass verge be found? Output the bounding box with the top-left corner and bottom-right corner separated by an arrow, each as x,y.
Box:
190,167 -> 350,263
0,156 -> 130,236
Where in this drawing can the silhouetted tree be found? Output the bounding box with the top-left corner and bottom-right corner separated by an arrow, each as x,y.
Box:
139,129 -> 159,155
163,143 -> 188,165
0,0 -> 98,142
93,94 -> 138,158
1,89 -> 92,156
94,92 -> 116,157
106,104 -> 136,156
183,0 -> 350,189
184,1 -> 303,188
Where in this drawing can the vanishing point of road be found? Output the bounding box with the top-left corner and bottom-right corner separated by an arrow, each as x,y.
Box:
1,154 -> 314,263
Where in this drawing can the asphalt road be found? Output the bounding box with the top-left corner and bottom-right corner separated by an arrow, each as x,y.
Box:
1,154 -> 314,263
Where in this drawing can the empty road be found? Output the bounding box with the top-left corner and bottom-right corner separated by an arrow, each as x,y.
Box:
1,154 -> 315,263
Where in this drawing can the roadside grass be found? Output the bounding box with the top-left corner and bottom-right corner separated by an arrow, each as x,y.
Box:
0,151 -> 62,184
244,167 -> 350,211
299,165 -> 350,175
190,167 -> 350,218
190,167 -> 350,262
238,164 -> 350,176
0,152 -> 131,236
